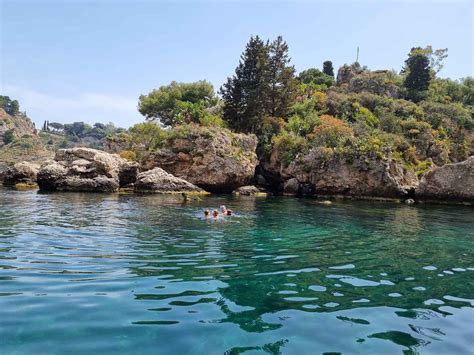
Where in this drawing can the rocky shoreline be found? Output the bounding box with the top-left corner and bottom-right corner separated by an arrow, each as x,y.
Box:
1,146 -> 472,205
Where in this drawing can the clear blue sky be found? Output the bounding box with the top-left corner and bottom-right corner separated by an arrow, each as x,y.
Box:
1,0 -> 473,128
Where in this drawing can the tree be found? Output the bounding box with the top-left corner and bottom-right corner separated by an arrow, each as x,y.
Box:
129,121 -> 167,152
48,122 -> 64,132
266,36 -> 297,119
220,35 -> 296,133
298,68 -> 334,87
138,81 -> 217,126
3,129 -> 15,145
403,47 -> 431,102
220,35 -> 269,133
322,60 -> 334,77
424,46 -> 448,74
0,96 -> 20,116
63,122 -> 92,138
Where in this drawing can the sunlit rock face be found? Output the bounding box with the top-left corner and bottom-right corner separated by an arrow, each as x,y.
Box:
37,147 -> 139,192
272,148 -> 419,198
417,156 -> 474,201
148,125 -> 258,193
2,161 -> 40,186
134,167 -> 205,194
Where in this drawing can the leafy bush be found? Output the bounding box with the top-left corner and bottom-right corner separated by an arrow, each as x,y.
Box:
119,150 -> 137,161
3,129 -> 15,144
272,131 -> 309,166
311,115 -> 354,148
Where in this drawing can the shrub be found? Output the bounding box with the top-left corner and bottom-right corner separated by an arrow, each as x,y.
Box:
3,129 -> 14,144
120,150 -> 137,161
311,115 -> 354,148
287,112 -> 320,136
272,131 -> 309,166
198,113 -> 227,128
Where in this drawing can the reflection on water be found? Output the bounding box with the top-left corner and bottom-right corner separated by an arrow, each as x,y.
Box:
0,188 -> 473,354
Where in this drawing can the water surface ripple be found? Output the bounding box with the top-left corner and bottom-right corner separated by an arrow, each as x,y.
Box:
0,188 -> 473,354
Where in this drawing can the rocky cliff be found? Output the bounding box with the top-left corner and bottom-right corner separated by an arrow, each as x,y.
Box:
267,148 -> 418,198
149,124 -> 258,192
417,157 -> 474,201
0,108 -> 53,163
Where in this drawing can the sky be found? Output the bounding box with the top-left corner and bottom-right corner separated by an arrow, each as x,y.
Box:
1,0 -> 473,128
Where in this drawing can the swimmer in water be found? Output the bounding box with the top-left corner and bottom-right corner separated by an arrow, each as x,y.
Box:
226,209 -> 232,216
212,210 -> 219,219
220,205 -> 228,215
204,210 -> 210,219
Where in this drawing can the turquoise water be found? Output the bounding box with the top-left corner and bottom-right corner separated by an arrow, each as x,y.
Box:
0,188 -> 473,354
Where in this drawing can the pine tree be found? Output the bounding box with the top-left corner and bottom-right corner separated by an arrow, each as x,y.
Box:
266,36 -> 297,119
220,35 -> 296,134
403,47 -> 431,102
220,36 -> 269,133
322,60 -> 334,77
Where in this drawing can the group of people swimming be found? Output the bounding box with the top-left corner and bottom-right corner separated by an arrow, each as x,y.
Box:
204,205 -> 232,219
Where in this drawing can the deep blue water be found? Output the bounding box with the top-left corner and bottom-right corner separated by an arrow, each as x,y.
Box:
0,188 -> 473,354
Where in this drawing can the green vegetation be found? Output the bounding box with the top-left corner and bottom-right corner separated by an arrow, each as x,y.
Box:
220,36 -> 297,133
41,120 -> 125,150
129,36 -> 471,176
2,36 -> 472,178
3,130 -> 15,145
0,96 -> 20,116
138,81 -> 220,127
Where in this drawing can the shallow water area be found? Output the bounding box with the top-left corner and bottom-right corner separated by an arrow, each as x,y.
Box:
0,188 -> 473,354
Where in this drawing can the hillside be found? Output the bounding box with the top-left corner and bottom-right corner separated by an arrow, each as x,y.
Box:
0,107 -> 54,164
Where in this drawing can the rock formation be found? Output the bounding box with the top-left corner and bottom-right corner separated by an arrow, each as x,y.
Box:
232,185 -> 266,196
276,148 -> 418,197
37,147 -> 139,192
150,125 -> 258,192
417,156 -> 474,201
134,167 -> 206,193
2,161 -> 40,186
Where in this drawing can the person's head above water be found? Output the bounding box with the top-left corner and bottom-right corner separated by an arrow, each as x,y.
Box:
204,210 -> 210,217
226,210 -> 232,216
212,210 -> 219,218
220,205 -> 227,213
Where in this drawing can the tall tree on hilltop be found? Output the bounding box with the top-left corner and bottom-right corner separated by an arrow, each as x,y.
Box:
220,35 -> 296,134
322,60 -> 334,77
266,36 -> 297,119
403,47 -> 431,102
220,36 -> 269,133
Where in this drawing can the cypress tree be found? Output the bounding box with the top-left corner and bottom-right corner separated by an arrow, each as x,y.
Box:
323,60 -> 334,77
220,35 -> 296,134
403,47 -> 431,102
266,36 -> 297,119
220,36 -> 269,133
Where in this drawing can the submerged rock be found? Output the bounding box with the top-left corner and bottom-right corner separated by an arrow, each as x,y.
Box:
134,167 -> 206,194
2,161 -> 39,186
404,198 -> 415,205
232,185 -> 267,196
149,124 -> 258,193
417,156 -> 474,201
37,147 -> 139,192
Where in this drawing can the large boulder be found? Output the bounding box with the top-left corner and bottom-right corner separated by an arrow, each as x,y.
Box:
2,161 -> 40,186
417,157 -> 474,201
134,167 -> 206,194
37,147 -> 139,192
279,148 -> 418,198
149,124 -> 258,192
